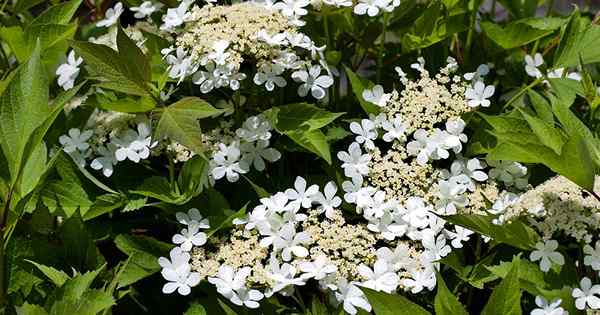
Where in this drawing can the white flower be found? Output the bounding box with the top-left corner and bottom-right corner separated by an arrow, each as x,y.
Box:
342,176 -> 376,209
285,176 -> 319,209
350,119 -> 377,150
96,2 -> 123,27
292,65 -> 334,99
130,1 -> 161,19
335,278 -> 372,315
422,230 -> 451,261
572,277 -> 600,310
158,247 -> 200,295
254,63 -> 287,91
207,40 -> 231,65
113,122 -> 156,163
314,181 -> 342,219
465,81 -> 495,107
464,64 -> 490,81
267,261 -> 306,295
445,226 -> 474,248
175,208 -> 210,228
531,296 -> 566,315
584,241 -> 600,271
358,259 -> 399,293
525,53 -> 544,78
445,118 -> 468,152
56,50 -> 83,90
435,179 -> 468,215
401,268 -> 436,294
353,0 -> 383,16
402,197 -> 431,229
323,0 -> 353,7
338,142 -> 371,178
172,224 -> 208,251
208,266 -> 251,299
530,240 -> 564,272
546,67 -> 581,81
443,158 -> 488,191
362,85 -> 390,107
166,48 -> 197,84
381,116 -> 407,142
241,140 -> 281,172
406,129 -> 432,165
257,30 -> 289,46
211,142 -> 248,182
376,244 -> 414,272
161,0 -> 193,31
299,255 -> 337,280
272,223 -> 312,261
488,160 -> 528,189
232,287 -> 264,309
59,128 -> 92,153
236,116 -> 272,142
274,0 -> 310,17
90,144 -> 118,177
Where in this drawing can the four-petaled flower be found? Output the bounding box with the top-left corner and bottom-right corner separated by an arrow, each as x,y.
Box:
530,240 -> 565,272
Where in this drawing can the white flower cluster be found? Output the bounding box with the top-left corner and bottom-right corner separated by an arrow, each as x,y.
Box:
161,1 -> 334,99
58,120 -> 157,177
209,115 -> 281,183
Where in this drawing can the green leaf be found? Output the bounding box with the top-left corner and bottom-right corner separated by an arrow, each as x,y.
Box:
25,260 -> 70,287
206,204 -> 247,238
29,0 -> 82,26
70,40 -> 151,97
267,103 -> 344,132
242,175 -> 270,198
344,66 -> 380,114
116,26 -> 151,84
49,289 -> 114,315
178,156 -> 209,198
444,214 -> 540,250
131,176 -> 189,204
0,41 -> 49,183
518,109 -> 565,155
82,194 -> 126,221
434,271 -> 468,315
286,129 -> 332,164
156,97 -> 223,157
481,18 -> 565,49
481,257 -> 522,315
527,90 -> 554,124
98,96 -> 156,113
184,303 -> 207,315
15,303 -> 49,315
553,9 -> 600,67
401,2 -> 468,51
361,287 -> 431,315
0,26 -> 28,62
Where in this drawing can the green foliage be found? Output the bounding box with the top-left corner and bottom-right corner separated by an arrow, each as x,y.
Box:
553,9 -> 600,67
481,17 -> 565,49
434,271 -> 468,315
362,287 -> 431,315
481,257 -> 522,315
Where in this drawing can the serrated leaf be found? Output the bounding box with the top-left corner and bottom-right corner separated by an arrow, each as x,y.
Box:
25,260 -> 70,287
49,289 -> 114,315
362,287 -> 431,315
434,271 -> 468,315
553,9 -> 600,67
116,26 -> 151,84
267,103 -> 344,132
156,97 -> 223,157
481,17 -> 565,49
70,41 -> 151,96
286,129 -> 332,164
98,96 -> 156,113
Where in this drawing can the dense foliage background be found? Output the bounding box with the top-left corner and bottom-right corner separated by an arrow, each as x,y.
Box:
0,0 -> 600,314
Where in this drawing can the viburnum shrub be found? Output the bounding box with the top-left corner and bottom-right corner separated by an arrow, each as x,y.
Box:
1,0 -> 600,314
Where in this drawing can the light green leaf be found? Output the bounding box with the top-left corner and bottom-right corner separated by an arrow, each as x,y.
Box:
481,257 -> 522,315
286,129 -> 332,164
156,97 -> 223,157
184,303 -> 207,315
25,260 -> 70,287
444,214 -> 540,250
518,109 -> 565,155
98,96 -> 156,113
130,176 -> 188,204
481,17 -> 564,49
0,42 -> 49,183
15,303 -> 49,315
527,90 -> 554,124
0,26 -> 28,62
177,156 -> 209,198
206,204 -> 247,238
362,287 -> 431,315
434,271 -> 468,315
49,289 -> 114,315
82,194 -> 126,221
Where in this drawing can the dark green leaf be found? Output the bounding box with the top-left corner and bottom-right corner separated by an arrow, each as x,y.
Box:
362,287 -> 431,315
481,257 -> 522,315
434,271 -> 468,315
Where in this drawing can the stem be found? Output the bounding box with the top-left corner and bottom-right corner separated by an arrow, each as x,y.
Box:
376,13 -> 389,83
503,78 -> 542,110
464,10 -> 477,62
